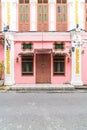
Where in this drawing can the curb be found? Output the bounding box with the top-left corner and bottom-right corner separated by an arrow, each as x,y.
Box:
8,86 -> 75,91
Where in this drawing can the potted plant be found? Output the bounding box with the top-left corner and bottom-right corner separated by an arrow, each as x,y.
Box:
0,61 -> 4,86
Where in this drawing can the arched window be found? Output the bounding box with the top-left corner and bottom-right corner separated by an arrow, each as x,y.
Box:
56,0 -> 67,31
18,0 -> 30,31
37,0 -> 48,32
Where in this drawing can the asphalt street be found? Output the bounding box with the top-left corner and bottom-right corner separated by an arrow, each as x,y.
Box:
0,91 -> 87,130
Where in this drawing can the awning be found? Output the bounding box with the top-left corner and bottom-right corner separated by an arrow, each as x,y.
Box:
18,51 -> 34,56
34,49 -> 52,54
53,50 -> 70,56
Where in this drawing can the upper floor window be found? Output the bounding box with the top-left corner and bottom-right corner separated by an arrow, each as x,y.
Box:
38,0 -> 48,3
37,0 -> 48,32
18,0 -> 30,31
57,0 -> 66,3
56,0 -> 67,32
19,0 -> 29,3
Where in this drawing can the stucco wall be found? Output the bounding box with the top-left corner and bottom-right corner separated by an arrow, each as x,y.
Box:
82,34 -> 87,85
0,44 -> 4,61
14,33 -> 71,84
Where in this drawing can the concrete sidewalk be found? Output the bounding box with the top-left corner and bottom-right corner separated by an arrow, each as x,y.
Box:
8,83 -> 75,91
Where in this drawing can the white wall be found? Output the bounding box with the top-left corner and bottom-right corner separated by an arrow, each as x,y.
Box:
1,0 -> 86,31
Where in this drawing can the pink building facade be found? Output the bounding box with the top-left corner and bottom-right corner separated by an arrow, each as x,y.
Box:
0,0 -> 87,86
0,31 -> 87,86
14,32 -> 71,84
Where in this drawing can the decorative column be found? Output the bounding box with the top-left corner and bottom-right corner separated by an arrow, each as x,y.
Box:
71,28 -> 83,86
30,0 -> 37,31
75,0 -> 79,26
49,0 -> 56,31
4,32 -> 15,85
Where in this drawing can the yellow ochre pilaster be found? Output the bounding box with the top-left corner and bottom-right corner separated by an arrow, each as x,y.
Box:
6,0 -> 10,26
75,0 -> 79,25
6,49 -> 10,74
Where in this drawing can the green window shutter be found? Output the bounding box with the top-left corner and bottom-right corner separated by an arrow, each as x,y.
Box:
25,6 -> 28,12
20,6 -> 23,12
28,62 -> 33,72
64,6 -> 66,12
39,14 -> 42,21
22,43 -> 32,49
55,44 -> 64,49
22,63 -> 26,72
38,6 -> 42,13
62,5 -> 66,13
63,14 -> 66,21
58,14 -> 61,22
43,5 -> 47,13
43,14 -> 47,21
20,14 -> 23,21
26,14 -> 28,21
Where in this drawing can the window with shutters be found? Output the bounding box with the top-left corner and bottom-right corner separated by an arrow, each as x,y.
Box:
85,0 -> 87,30
53,55 -> 65,75
18,0 -> 30,31
0,0 -> 1,31
22,56 -> 33,75
54,42 -> 64,49
56,0 -> 67,31
37,0 -> 48,32
22,42 -> 32,50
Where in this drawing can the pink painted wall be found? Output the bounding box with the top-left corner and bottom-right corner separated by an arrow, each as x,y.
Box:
14,42 -> 35,84
82,35 -> 87,85
0,44 -> 4,79
14,33 -> 71,84
51,42 -> 71,84
0,44 -> 4,60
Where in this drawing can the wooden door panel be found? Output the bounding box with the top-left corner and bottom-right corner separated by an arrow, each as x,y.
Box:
19,4 -> 30,31
36,54 -> 51,83
56,4 -> 67,31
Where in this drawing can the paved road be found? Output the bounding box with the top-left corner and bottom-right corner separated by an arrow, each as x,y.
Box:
0,91 -> 87,130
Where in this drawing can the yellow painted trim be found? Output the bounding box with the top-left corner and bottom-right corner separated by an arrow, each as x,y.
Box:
75,0 -> 79,25
7,0 -> 10,26
6,50 -> 10,74
76,48 -> 79,74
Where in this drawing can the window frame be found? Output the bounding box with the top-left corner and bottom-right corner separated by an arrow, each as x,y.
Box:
19,0 -> 29,3
22,42 -> 33,50
53,55 -> 65,76
22,56 -> 34,76
56,0 -> 67,31
18,0 -> 30,31
38,0 -> 48,3
54,42 -> 64,50
37,0 -> 49,32
85,0 -> 87,3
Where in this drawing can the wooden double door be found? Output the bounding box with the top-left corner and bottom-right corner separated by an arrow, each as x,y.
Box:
36,54 -> 51,83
